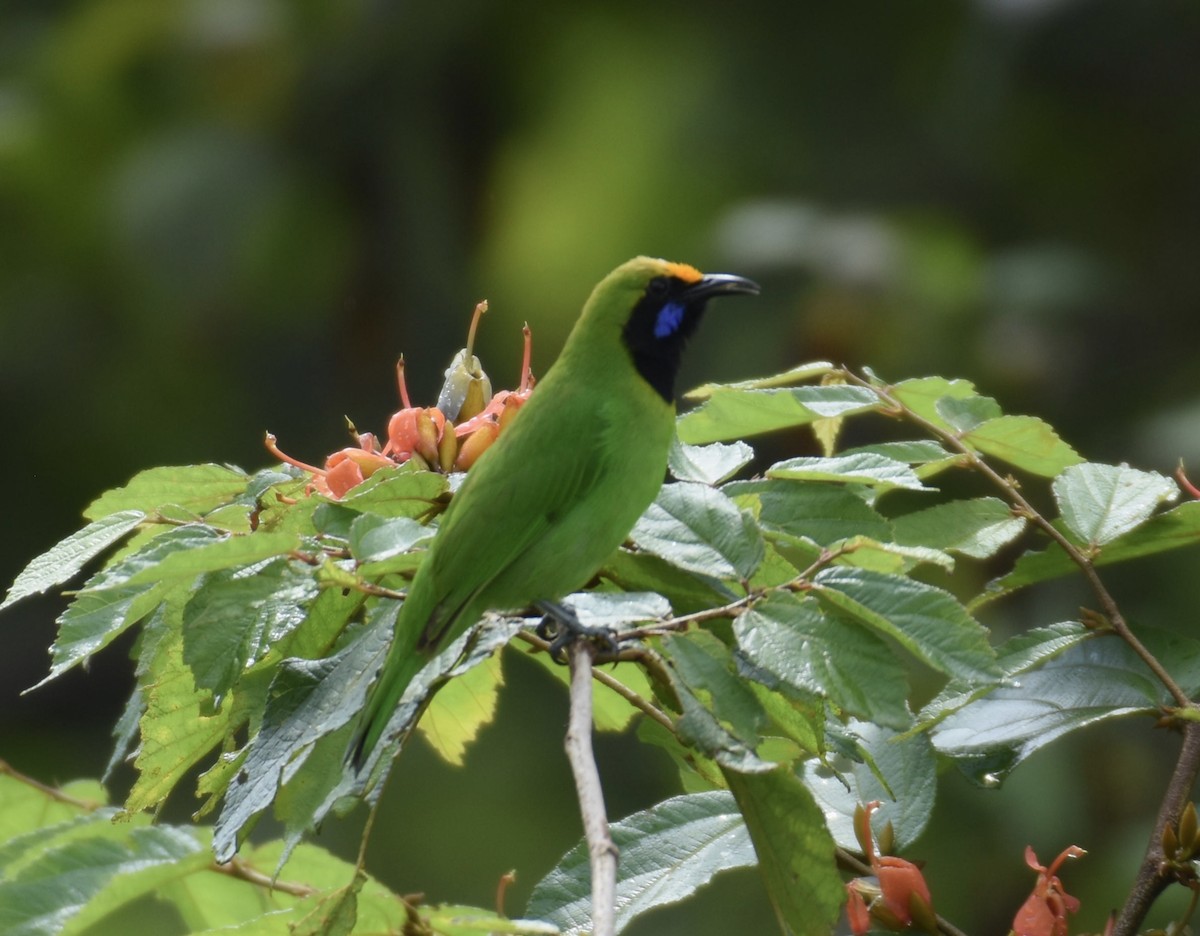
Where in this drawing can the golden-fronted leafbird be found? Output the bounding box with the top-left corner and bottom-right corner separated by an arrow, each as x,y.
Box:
350,256 -> 759,766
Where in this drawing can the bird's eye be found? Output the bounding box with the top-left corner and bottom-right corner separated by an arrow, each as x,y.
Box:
645,277 -> 671,301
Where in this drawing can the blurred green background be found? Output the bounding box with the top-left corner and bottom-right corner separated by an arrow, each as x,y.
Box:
4,0 -> 1200,931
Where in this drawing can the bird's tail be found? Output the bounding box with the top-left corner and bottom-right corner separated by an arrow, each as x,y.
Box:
348,632 -> 426,770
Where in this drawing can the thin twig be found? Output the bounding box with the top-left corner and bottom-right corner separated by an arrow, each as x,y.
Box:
210,856 -> 318,899
564,641 -> 618,936
516,631 -> 676,732
0,759 -> 105,811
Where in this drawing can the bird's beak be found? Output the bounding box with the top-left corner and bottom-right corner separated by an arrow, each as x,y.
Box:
681,273 -> 761,302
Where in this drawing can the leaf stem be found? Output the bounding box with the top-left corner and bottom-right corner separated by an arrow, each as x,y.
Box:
209,856 -> 318,899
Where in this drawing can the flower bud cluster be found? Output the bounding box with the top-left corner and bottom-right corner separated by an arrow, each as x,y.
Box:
266,300 -> 535,497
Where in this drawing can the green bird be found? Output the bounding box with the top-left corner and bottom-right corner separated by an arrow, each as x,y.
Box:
351,256 -> 759,767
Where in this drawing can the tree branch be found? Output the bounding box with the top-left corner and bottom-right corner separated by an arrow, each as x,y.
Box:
1113,721 -> 1200,936
564,640 -> 618,936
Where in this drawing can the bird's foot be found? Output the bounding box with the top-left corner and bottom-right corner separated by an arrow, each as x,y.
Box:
535,600 -> 619,664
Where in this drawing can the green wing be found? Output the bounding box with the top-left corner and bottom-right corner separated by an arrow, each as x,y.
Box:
416,396 -> 609,649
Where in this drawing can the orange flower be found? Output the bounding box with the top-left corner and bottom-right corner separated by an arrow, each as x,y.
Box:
846,801 -> 936,934
1012,844 -> 1085,936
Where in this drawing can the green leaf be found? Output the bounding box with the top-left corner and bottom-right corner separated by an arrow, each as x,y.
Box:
962,415 -> 1084,477
812,567 -> 999,684
802,720 -> 936,851
631,482 -> 764,580
0,823 -> 207,936
725,478 -> 892,546
892,496 -> 1027,559
1054,462 -> 1178,546
683,361 -> 835,400
664,631 -> 767,745
734,594 -> 911,728
601,549 -> 734,616
182,559 -> 318,697
348,514 -> 433,564
977,501 -> 1200,606
212,602 -> 400,863
919,622 -> 1093,729
889,376 -> 978,427
676,385 -> 878,445
2,511 -> 145,611
931,627 -> 1200,785
35,525 -> 223,687
725,767 -> 843,935
417,652 -> 503,766
935,393 -> 1002,431
767,452 -> 931,492
126,600 -> 234,815
124,531 -> 301,587
337,464 -> 448,519
527,791 -> 756,935
83,464 -> 248,521
668,438 -> 755,485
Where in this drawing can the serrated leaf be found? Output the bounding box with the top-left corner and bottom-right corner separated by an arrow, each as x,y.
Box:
734,594 -> 911,728
601,550 -> 734,617
1054,462 -> 1178,546
919,622 -> 1093,728
892,497 -> 1027,559
683,361 -> 835,401
935,394 -> 1002,432
963,415 -> 1084,477
348,514 -> 433,564
126,601 -> 234,815
526,791 -> 756,935
676,385 -> 879,445
812,567 -> 999,684
768,452 -> 930,492
212,602 -> 400,863
2,511 -> 145,611
889,376 -> 978,428
802,719 -> 935,852
725,478 -> 891,546
667,438 -> 755,485
631,482 -> 763,580
337,465 -> 448,519
977,501 -> 1200,607
417,652 -> 503,766
931,628 -> 1200,785
664,631 -> 766,744
0,824 -> 207,936
124,531 -> 301,587
84,465 -> 248,521
724,768 -> 843,936
182,559 -> 317,697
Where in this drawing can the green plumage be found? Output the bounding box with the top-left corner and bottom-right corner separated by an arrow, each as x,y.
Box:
351,256 -> 757,766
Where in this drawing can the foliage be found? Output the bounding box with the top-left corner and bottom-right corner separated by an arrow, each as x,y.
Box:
5,361 -> 1200,935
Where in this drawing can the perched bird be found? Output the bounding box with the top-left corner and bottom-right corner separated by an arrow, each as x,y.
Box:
351,256 -> 759,766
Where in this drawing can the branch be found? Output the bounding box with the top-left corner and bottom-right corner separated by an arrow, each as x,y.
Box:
1113,721 -> 1200,936
209,856 -> 318,899
564,640 -> 618,936
850,370 -> 1192,708
0,759 -> 104,811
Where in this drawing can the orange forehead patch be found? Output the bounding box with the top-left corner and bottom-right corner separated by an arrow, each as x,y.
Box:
663,261 -> 703,283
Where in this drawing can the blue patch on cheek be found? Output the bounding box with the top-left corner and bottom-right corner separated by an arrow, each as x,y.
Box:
653,301 -> 686,338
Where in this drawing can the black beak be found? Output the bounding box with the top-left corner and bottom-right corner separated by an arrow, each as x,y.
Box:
681,273 -> 761,302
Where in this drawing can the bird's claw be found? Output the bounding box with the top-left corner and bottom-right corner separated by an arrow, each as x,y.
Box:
535,601 -> 620,664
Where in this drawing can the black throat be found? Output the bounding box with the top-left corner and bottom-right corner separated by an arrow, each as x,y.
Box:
621,294 -> 707,405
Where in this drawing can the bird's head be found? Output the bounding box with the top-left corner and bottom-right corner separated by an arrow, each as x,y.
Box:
586,256 -> 759,404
